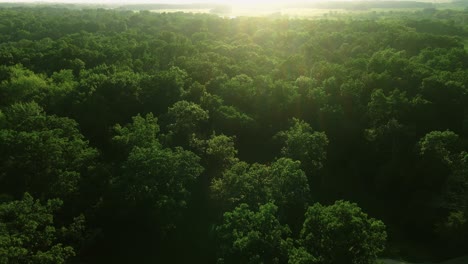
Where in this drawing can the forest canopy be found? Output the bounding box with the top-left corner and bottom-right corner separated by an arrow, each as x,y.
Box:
0,5 -> 467,264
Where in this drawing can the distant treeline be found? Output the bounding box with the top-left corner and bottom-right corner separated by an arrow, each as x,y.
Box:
117,1 -> 436,12
286,1 -> 434,10
118,3 -> 229,11
2,1 -> 466,13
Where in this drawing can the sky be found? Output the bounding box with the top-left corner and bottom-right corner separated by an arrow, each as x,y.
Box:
0,0 -> 310,4
0,0 -> 321,9
0,0 -> 442,9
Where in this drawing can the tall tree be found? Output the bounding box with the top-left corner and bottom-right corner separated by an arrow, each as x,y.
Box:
216,202 -> 292,264
277,118 -> 329,173
0,193 -> 84,264
0,102 -> 97,200
300,201 -> 386,264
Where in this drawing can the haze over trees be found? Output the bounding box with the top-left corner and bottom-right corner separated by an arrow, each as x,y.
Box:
0,4 -> 467,264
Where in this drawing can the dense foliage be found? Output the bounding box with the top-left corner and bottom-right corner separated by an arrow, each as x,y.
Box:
0,5 -> 467,263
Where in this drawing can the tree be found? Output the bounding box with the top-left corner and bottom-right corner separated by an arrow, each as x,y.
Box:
113,113 -> 160,151
367,49 -> 409,76
211,158 -> 310,216
69,67 -> 143,145
277,118 -> 329,172
443,151 -> 468,213
0,193 -> 84,264
115,143 -> 203,231
367,89 -> 410,127
0,65 -> 49,107
216,203 -> 291,264
0,102 -> 98,199
166,100 -> 209,137
300,201 -> 386,264
211,161 -> 271,209
111,110 -> 204,231
140,66 -> 188,115
288,246 -> 318,264
200,92 -> 253,135
414,130 -> 461,195
190,133 -> 238,173
436,152 -> 468,252
418,130 -> 460,165
217,74 -> 256,113
270,158 -> 310,215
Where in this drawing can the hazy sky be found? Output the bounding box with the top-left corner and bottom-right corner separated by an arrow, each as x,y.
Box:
0,0 -> 274,2
0,0 -> 314,4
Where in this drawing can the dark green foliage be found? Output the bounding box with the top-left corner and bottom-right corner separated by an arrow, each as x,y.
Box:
215,203 -> 292,264
113,113 -> 160,150
116,143 -> 203,230
288,246 -> 318,264
300,201 -> 387,264
277,118 -> 329,172
190,133 -> 239,172
0,102 -> 97,200
0,5 -> 467,264
0,65 -> 49,107
216,201 -> 387,264
166,100 -> 209,146
0,193 -> 83,264
211,158 -> 310,212
111,112 -> 203,231
418,130 -> 460,165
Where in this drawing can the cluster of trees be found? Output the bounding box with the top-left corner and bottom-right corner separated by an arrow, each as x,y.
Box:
0,6 -> 467,263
